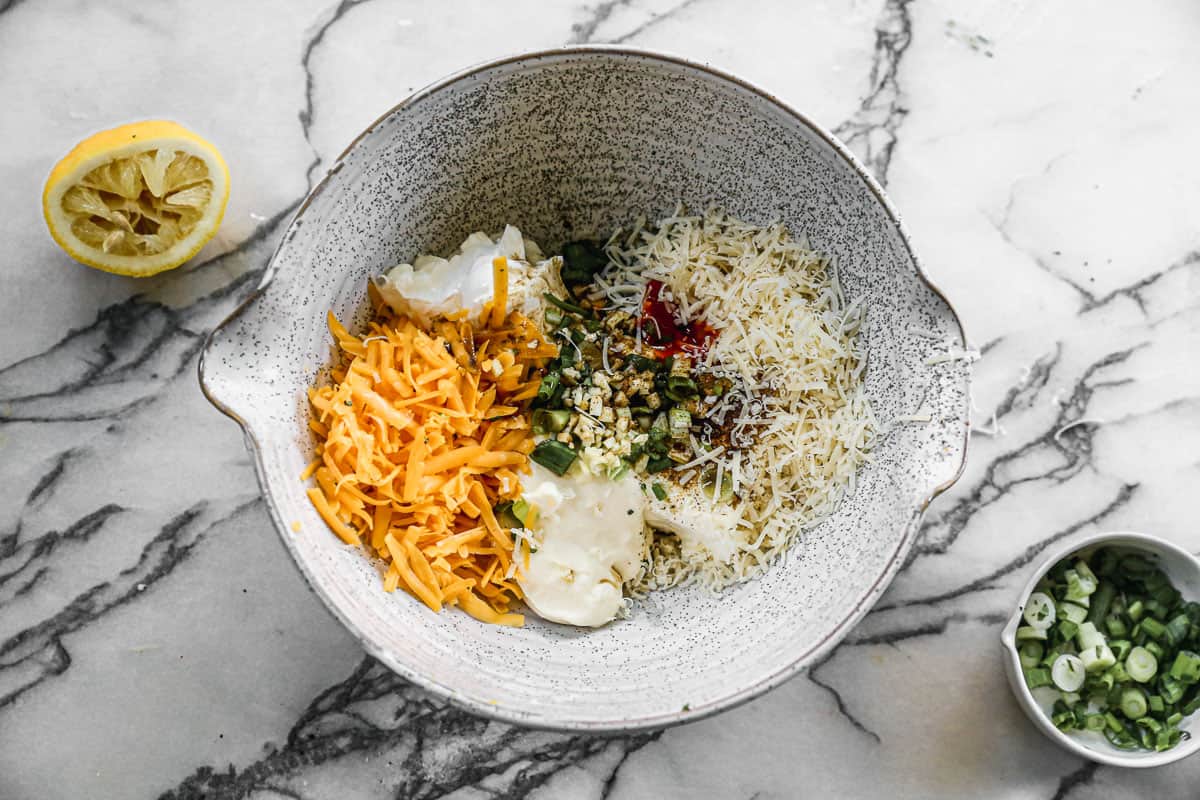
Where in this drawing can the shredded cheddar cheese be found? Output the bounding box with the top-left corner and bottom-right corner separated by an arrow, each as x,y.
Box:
305,263 -> 556,626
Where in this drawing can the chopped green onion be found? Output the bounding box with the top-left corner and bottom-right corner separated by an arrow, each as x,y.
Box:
1164,614 -> 1191,648
1024,592 -> 1057,631
1105,615 -> 1129,639
1052,710 -> 1076,731
1059,602 -> 1089,625
542,292 -> 591,317
494,501 -> 520,529
1017,625 -> 1048,642
626,354 -> 661,372
1109,639 -> 1132,662
1076,621 -> 1106,651
1024,546 -> 1200,752
1120,688 -> 1148,720
1160,674 -> 1186,704
1142,617 -> 1167,641
645,455 -> 672,473
560,241 -> 608,286
1066,568 -> 1097,602
1019,640 -> 1045,671
532,408 -> 571,434
1168,650 -> 1200,683
1025,667 -> 1053,689
1075,558 -> 1099,585
1127,646 -> 1159,683
543,305 -> 564,328
1152,583 -> 1181,609
651,482 -> 668,501
1105,727 -> 1140,750
1095,548 -> 1121,576
1145,598 -> 1169,620
1081,644 -> 1116,673
1127,599 -> 1145,622
665,375 -> 699,402
1052,654 -> 1086,692
535,371 -> 561,405
530,439 -> 577,476
1120,554 -> 1155,576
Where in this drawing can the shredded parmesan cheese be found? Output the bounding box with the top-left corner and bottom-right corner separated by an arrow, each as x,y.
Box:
604,207 -> 874,590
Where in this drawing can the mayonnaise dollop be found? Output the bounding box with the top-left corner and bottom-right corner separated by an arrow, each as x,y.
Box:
517,462 -> 647,627
373,225 -> 564,325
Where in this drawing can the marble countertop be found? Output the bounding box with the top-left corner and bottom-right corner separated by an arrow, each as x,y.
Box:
3,0 -> 1199,797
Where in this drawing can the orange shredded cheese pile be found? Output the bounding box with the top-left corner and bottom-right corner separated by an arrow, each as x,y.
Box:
304,256 -> 558,626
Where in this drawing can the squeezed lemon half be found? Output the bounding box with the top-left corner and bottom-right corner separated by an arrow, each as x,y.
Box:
42,120 -> 230,276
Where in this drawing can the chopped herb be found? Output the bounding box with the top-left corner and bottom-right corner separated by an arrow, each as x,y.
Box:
534,371 -> 561,406
542,292 -> 591,317
665,375 -> 699,401
494,501 -> 522,529
532,408 -> 571,434
530,439 -> 577,476
561,240 -> 608,286
651,482 -> 668,501
626,354 -> 661,373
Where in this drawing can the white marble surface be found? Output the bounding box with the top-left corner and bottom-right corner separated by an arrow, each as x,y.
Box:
2,0 -> 1199,797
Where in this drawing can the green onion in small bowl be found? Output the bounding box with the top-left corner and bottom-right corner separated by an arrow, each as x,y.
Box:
1002,531 -> 1200,768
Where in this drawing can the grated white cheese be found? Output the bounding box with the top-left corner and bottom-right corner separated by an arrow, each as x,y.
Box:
605,207 -> 874,591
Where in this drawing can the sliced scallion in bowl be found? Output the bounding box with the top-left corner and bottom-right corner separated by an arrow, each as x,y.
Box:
1020,547 -> 1200,752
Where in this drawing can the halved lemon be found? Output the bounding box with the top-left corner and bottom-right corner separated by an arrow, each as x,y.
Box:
43,120 -> 230,276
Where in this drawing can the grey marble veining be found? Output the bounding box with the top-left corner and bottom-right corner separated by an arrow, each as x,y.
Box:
1,0 -> 1198,798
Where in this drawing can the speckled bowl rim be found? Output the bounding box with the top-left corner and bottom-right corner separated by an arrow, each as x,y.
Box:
1001,530 -> 1200,767
198,45 -> 970,733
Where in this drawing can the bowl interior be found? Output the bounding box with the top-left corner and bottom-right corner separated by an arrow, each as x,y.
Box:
1002,532 -> 1200,766
201,49 -> 969,729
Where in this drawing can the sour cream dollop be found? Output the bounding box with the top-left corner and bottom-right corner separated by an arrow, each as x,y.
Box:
374,225 -> 563,325
517,463 -> 647,627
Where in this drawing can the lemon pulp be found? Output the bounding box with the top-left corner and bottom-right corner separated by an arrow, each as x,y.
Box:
43,120 -> 229,276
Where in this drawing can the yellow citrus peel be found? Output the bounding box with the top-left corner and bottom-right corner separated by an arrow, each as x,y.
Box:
42,120 -> 230,276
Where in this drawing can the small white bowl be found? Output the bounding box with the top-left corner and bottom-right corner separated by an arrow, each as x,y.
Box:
1002,531 -> 1200,767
